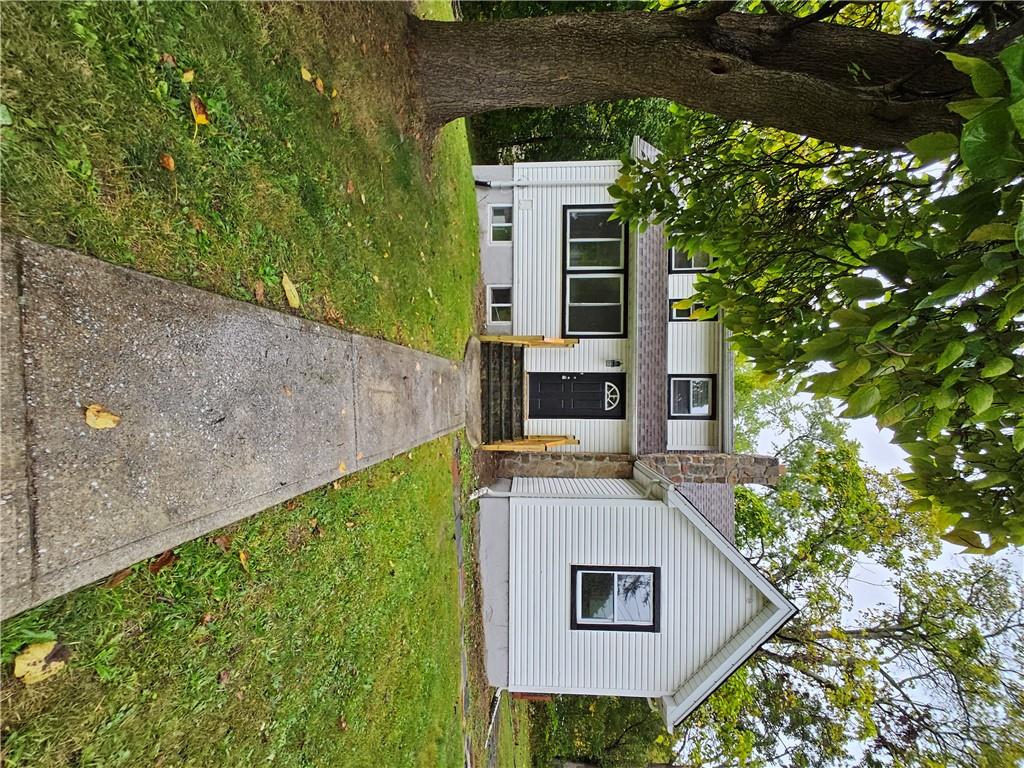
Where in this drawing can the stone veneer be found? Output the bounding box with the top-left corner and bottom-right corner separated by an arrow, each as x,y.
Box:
495,452 -> 635,479
638,453 -> 784,486
494,451 -> 783,486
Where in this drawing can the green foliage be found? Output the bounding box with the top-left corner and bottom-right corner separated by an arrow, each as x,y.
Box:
616,40 -> 1024,552
529,695 -> 672,768
680,370 -> 1024,768
462,1 -> 675,163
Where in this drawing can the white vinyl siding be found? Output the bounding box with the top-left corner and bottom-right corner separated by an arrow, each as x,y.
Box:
511,161 -> 632,453
512,477 -> 646,499
667,273 -> 722,450
508,495 -> 766,695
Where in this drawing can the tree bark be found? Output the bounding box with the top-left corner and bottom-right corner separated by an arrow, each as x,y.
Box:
408,10 -> 973,150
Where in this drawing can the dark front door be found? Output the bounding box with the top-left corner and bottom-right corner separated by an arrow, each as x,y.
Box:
528,372 -> 626,420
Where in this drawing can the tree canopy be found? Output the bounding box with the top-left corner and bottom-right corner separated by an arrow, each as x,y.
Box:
612,21 -> 1024,550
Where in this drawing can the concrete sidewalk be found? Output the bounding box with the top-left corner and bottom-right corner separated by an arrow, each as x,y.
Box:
1,237 -> 475,619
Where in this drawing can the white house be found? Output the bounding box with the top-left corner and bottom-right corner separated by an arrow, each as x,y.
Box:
474,137 -> 733,455
472,139 -> 795,730
477,464 -> 796,731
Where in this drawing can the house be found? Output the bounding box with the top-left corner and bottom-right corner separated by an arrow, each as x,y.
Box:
477,464 -> 796,731
472,139 -> 796,730
474,137 -> 732,455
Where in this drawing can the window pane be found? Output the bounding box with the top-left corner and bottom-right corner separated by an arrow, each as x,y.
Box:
615,573 -> 654,624
580,572 -> 614,620
491,206 -> 512,225
491,305 -> 512,323
568,305 -> 621,334
568,209 -> 619,239
691,251 -> 711,269
670,301 -> 690,320
491,224 -> 512,242
490,287 -> 512,305
671,379 -> 691,415
569,240 -> 622,268
691,379 -> 711,414
569,276 -> 620,304
672,248 -> 711,270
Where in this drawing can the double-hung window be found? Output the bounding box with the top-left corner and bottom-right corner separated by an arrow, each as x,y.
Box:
668,375 -> 717,419
564,206 -> 626,337
571,565 -> 660,632
669,247 -> 711,273
488,285 -> 512,324
489,204 -> 513,243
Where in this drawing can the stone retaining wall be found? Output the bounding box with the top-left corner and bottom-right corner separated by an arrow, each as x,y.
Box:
494,452 -> 634,479
639,452 -> 783,486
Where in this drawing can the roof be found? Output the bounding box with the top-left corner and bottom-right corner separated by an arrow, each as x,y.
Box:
633,462 -> 797,731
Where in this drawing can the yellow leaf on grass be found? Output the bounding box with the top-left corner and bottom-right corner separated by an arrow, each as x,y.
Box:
159,152 -> 175,172
182,69 -> 195,83
189,94 -> 210,126
14,641 -> 68,685
314,77 -> 324,96
281,272 -> 300,308
300,66 -> 313,82
239,550 -> 250,574
85,404 -> 120,429
331,88 -> 338,99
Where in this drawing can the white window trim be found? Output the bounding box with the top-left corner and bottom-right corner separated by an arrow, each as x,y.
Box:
669,375 -> 716,419
488,204 -> 513,245
566,207 -> 624,270
487,284 -> 512,325
575,569 -> 654,626
565,273 -> 624,336
669,247 -> 711,273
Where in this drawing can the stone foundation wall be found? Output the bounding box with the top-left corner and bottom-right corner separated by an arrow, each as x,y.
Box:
639,453 -> 783,486
494,452 -> 634,479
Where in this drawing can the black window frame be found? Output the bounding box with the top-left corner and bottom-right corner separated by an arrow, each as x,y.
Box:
562,205 -> 628,339
668,247 -> 712,274
667,374 -> 718,420
570,564 -> 661,633
668,299 -> 718,322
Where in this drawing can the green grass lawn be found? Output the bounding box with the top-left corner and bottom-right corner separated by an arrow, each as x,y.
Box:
1,1 -> 481,765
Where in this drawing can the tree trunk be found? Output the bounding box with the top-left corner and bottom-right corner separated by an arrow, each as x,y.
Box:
408,10 -> 972,150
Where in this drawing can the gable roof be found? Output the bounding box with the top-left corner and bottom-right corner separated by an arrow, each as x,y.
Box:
634,462 -> 797,731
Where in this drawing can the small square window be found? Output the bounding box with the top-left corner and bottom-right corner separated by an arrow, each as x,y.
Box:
669,299 -> 715,321
571,566 -> 660,632
669,376 -> 716,419
669,248 -> 711,273
488,285 -> 512,325
490,205 -> 513,243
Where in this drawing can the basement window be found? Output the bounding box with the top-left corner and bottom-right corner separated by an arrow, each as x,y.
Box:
489,205 -> 513,243
669,375 -> 717,419
571,566 -> 660,632
488,285 -> 512,324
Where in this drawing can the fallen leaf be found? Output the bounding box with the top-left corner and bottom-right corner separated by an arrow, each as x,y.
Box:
337,717 -> 348,732
104,567 -> 133,588
314,77 -> 324,96
213,534 -> 233,553
218,669 -> 230,685
148,550 -> 178,574
300,66 -> 313,82
85,404 -> 120,430
200,612 -> 216,626
346,179 -> 355,195
189,94 -> 210,140
371,274 -> 379,284
239,550 -> 250,574
338,461 -> 347,474
159,53 -> 177,67
282,272 -> 300,308
182,69 -> 195,83
360,192 -> 366,205
345,521 -> 356,529
159,152 -> 175,172
331,88 -> 338,99
331,480 -> 343,490
253,279 -> 265,303
14,641 -> 69,685
285,499 -> 299,511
